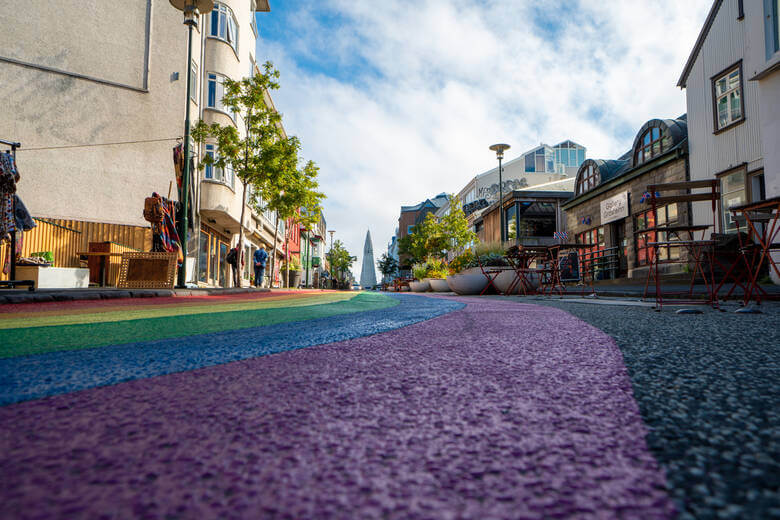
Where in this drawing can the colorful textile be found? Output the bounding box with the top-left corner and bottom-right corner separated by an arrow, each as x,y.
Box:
150,192 -> 183,264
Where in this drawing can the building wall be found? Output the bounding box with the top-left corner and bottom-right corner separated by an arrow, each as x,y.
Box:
0,0 -> 191,227
565,156 -> 689,279
684,0 -> 763,228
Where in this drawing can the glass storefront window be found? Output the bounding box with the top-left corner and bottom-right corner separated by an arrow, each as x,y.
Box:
721,170 -> 746,233
198,231 -> 209,283
219,242 -> 228,288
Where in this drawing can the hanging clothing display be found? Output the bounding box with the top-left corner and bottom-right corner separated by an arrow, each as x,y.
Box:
172,143 -> 195,230
1,152 -> 33,243
149,192 -> 183,266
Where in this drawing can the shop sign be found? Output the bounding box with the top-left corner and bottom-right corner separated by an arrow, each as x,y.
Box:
600,191 -> 629,224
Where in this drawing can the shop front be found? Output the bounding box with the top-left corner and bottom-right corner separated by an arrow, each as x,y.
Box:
563,117 -> 691,280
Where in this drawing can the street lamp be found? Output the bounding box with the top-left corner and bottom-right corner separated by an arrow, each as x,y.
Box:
328,230 -> 335,286
170,0 -> 213,288
489,143 -> 511,244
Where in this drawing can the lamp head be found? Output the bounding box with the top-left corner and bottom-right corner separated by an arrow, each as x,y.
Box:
169,0 -> 213,25
489,143 -> 510,159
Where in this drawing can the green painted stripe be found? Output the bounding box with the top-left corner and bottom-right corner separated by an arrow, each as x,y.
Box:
1,293 -> 398,359
0,293 -> 354,330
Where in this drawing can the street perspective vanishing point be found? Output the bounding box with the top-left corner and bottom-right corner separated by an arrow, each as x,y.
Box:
1,1 -> 779,519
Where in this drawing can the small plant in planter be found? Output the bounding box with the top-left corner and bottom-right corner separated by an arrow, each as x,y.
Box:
448,250 -> 476,274
411,262 -> 430,281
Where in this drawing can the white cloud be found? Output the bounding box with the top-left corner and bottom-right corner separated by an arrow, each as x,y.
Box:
258,0 -> 712,280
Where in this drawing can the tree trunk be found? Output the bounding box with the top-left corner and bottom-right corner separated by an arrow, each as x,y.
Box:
271,215 -> 279,288
236,179 -> 248,288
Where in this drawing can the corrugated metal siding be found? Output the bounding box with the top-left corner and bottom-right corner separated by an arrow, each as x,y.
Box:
1,219 -> 152,282
686,0 -> 763,179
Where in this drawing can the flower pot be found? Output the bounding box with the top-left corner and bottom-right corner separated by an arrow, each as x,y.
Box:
409,280 -> 431,292
286,269 -> 302,288
493,268 -> 541,295
446,271 -> 488,295
428,278 -> 450,292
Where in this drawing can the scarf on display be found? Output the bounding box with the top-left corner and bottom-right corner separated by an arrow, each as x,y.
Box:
150,192 -> 183,266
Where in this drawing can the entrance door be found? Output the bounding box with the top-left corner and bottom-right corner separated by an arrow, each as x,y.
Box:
612,221 -> 628,277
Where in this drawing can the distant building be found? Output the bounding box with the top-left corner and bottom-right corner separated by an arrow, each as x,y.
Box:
396,193 -> 449,272
359,230 -> 377,289
454,141 -> 586,230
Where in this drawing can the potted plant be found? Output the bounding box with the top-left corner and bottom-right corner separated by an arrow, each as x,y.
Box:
446,249 -> 490,295
282,256 -> 302,288
426,258 -> 451,292
409,262 -> 431,292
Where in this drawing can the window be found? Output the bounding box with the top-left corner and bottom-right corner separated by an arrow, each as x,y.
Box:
720,169 -> 746,233
634,125 -> 668,164
712,63 -> 744,131
210,3 -> 238,54
577,163 -> 599,195
635,205 -> 680,266
407,225 -> 414,235
203,144 -> 235,190
190,61 -> 198,103
525,154 -> 535,172
576,227 -> 606,277
770,0 -> 780,56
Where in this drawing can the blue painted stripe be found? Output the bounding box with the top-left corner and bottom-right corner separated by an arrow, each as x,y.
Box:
0,294 -> 463,406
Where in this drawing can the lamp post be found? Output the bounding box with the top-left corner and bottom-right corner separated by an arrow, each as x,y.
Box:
328,230 -> 335,286
489,143 -> 511,244
170,0 -> 213,288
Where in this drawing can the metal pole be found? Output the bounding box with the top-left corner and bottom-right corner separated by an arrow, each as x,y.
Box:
176,20 -> 194,288
498,155 -> 504,244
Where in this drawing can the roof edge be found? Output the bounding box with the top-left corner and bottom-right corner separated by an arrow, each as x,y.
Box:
677,0 -> 723,88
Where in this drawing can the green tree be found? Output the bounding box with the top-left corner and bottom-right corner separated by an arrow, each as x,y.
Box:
258,136 -> 325,286
377,253 -> 399,281
192,61 -> 286,277
327,240 -> 354,285
438,197 -> 477,258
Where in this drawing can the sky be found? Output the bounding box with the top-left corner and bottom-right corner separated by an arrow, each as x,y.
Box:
255,0 -> 713,282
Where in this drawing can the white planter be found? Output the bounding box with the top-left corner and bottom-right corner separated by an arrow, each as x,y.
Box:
409,280 -> 431,292
446,272 -> 488,295
16,266 -> 90,289
428,278 -> 450,292
493,268 -> 541,295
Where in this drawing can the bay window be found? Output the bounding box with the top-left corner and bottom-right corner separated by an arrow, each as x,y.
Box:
210,3 -> 238,54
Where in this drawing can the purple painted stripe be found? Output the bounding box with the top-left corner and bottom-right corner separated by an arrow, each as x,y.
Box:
0,297 -> 674,519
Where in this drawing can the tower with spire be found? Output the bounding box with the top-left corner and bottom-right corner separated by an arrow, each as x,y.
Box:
359,229 -> 377,289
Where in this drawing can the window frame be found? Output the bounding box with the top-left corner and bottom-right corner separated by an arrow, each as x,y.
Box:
710,61 -> 745,134
210,2 -> 239,55
634,205 -> 680,266
576,163 -> 600,195
206,72 -> 237,122
190,60 -> 198,103
634,125 -> 666,165
718,165 -> 748,233
203,143 -> 235,191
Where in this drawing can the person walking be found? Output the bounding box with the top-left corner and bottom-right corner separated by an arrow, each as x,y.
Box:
253,246 -> 268,288
226,246 -> 243,288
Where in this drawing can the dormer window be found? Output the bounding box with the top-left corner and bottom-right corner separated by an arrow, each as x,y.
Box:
634,125 -> 666,165
577,163 -> 599,195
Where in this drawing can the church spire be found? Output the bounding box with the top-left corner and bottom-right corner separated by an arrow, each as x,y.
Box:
359,229 -> 377,289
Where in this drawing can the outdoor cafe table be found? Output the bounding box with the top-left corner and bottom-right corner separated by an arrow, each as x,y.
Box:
504,245 -> 551,295
76,251 -> 123,287
641,224 -> 718,309
728,195 -> 780,305
545,243 -> 594,295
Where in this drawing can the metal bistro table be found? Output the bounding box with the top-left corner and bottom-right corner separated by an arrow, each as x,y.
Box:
545,243 -> 595,296
728,195 -> 780,305
77,251 -> 123,287
642,224 -> 718,309
504,245 -> 551,295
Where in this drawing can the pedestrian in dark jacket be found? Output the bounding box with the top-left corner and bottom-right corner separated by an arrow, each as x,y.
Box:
253,246 -> 268,288
226,246 -> 243,287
